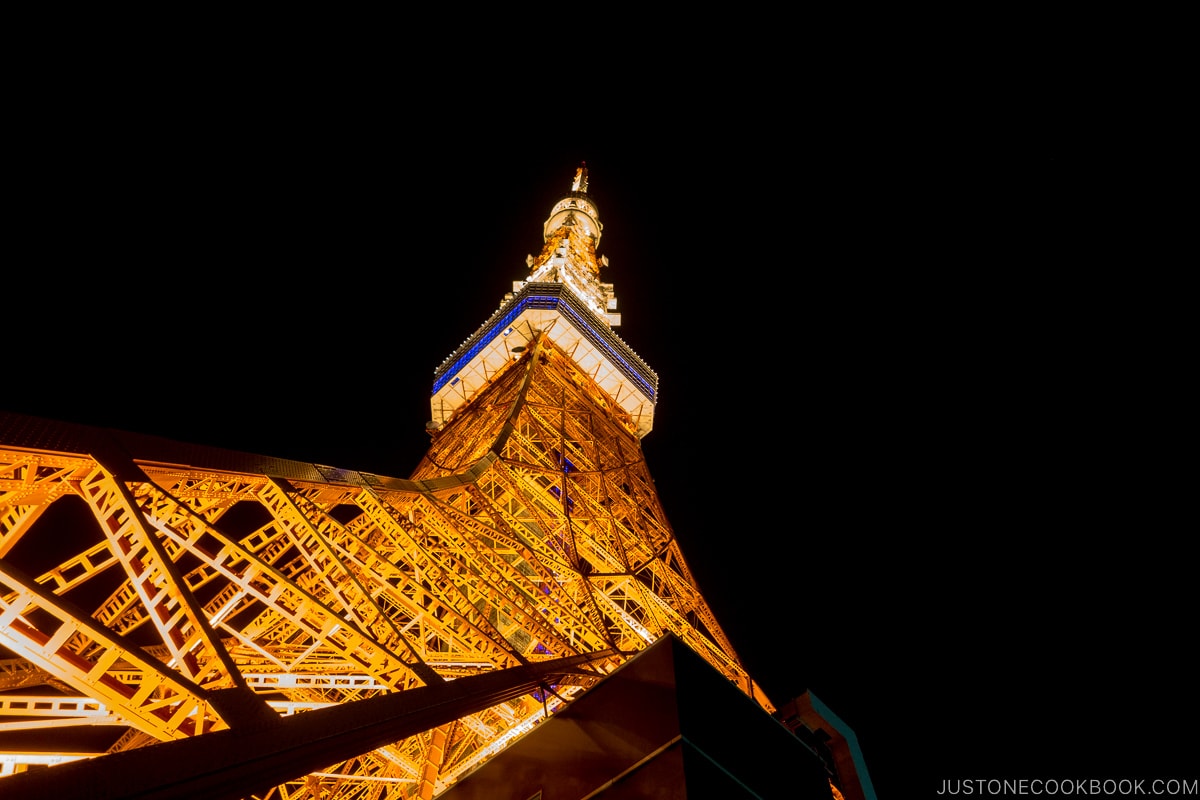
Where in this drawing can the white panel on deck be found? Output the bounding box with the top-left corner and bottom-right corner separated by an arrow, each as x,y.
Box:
431,306 -> 654,438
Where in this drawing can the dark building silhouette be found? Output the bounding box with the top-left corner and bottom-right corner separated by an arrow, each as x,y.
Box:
439,634 -> 867,800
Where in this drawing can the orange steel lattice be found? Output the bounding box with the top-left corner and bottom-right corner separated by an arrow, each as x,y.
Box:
0,166 -> 768,799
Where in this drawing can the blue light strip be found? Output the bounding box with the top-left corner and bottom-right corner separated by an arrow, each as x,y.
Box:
553,298 -> 657,399
432,284 -> 657,401
431,304 -> 530,394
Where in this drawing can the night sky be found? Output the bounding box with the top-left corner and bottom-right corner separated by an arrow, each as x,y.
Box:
9,54 -> 1193,797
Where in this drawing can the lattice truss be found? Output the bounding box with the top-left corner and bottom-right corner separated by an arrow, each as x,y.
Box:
0,334 -> 763,798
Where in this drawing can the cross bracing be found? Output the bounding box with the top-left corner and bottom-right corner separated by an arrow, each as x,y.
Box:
0,356 -> 762,797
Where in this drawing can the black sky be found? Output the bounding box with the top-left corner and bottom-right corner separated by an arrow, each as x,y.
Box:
7,47 -> 1194,797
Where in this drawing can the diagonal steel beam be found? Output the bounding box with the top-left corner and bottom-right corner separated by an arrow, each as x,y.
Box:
0,649 -> 614,800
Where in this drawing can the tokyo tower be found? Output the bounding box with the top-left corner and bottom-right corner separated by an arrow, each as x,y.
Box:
0,165 -> 825,799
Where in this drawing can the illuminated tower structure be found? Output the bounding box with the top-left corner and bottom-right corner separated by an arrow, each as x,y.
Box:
0,166 -> 869,799
419,164 -> 753,686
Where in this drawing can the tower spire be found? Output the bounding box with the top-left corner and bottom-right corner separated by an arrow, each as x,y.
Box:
571,161 -> 588,193
522,163 -> 613,322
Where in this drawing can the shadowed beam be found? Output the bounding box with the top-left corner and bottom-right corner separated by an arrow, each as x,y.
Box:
0,650 -> 615,800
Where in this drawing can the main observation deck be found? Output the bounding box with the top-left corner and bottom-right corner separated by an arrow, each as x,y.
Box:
430,282 -> 658,438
